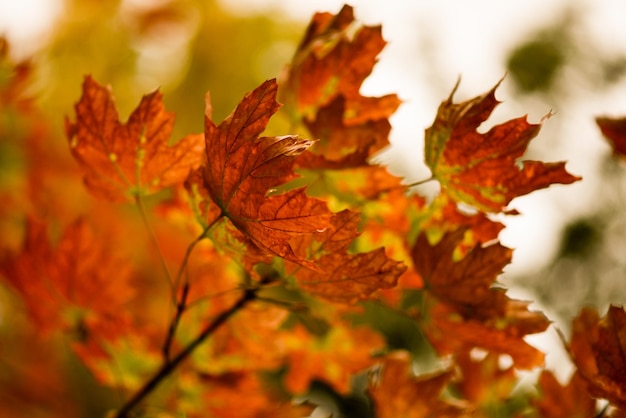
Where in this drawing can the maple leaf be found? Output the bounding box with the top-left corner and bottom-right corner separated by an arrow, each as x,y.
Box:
283,323 -> 385,394
199,372 -> 314,418
189,304 -> 383,395
569,305 -> 626,410
189,302 -> 289,375
295,248 -> 406,303
197,78 -> 333,269
288,209 -> 406,303
298,95 -> 398,167
424,79 -> 581,212
413,229 -> 549,368
281,5 -> 399,123
417,194 -> 505,257
532,370 -> 596,418
368,351 -> 471,418
426,300 -> 548,370
65,75 -> 204,201
281,5 -> 400,167
454,350 -> 516,407
0,217 -> 156,389
596,116 -> 626,159
413,229 -> 511,320
1,217 -> 134,336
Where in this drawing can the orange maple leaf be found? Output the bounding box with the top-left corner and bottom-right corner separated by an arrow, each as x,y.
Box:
1,217 -> 134,336
532,370 -> 596,418
199,372 -> 314,418
368,351 -> 471,418
283,323 -> 385,394
426,298 -> 548,370
413,229 -> 511,320
0,217 -> 151,386
569,305 -> 626,410
424,79 -> 580,212
298,95 -> 398,167
295,248 -> 406,303
65,76 -> 204,201
281,5 -> 399,124
413,229 -> 549,368
453,350 -> 517,407
197,78 -> 333,269
596,116 -> 626,159
418,194 -> 505,256
289,209 -> 406,303
281,5 -> 400,167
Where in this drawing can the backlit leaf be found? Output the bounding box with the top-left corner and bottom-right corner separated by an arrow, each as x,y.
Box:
569,305 -> 626,410
281,5 -> 399,124
66,76 -> 204,201
424,80 -> 580,212
532,370 -> 596,418
1,217 -> 134,336
288,209 -> 406,303
413,229 -> 549,368
368,351 -> 471,418
198,79 -> 333,269
413,229 -> 510,320
281,5 -> 400,167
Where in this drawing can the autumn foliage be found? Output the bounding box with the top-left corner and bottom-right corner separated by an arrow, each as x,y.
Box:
2,4 -> 626,417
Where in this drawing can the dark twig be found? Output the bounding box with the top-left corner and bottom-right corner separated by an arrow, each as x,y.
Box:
114,283 -> 261,418
162,215 -> 223,360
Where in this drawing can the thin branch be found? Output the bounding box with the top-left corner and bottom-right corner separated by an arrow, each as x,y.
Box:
595,403 -> 610,418
114,282 -> 262,418
183,287 -> 241,311
163,214 -> 224,360
171,215 -> 223,296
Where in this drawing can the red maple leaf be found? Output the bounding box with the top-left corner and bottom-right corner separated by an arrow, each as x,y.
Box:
532,370 -> 596,417
368,351 -> 471,417
1,217 -> 134,336
569,305 -> 626,410
0,217 -> 148,386
66,76 -> 204,201
281,5 -> 399,124
288,209 -> 406,303
197,79 -> 333,269
413,229 -> 511,320
413,229 -> 549,368
424,79 -> 580,212
453,350 -> 517,407
281,5 -> 400,167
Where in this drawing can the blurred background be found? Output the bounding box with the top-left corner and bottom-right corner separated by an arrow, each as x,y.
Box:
2,0 -> 626,391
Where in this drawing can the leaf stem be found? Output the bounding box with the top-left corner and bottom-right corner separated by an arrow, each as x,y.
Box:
114,281 -> 262,418
163,214 -> 225,360
403,176 -> 435,189
135,194 -> 174,294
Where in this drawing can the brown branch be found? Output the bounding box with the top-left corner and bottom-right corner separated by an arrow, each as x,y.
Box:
162,215 -> 223,360
114,284 -> 260,418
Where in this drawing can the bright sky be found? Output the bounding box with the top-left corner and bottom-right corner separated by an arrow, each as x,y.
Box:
2,0 -> 626,278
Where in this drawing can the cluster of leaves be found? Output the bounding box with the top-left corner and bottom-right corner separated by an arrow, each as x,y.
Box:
2,4 -> 626,417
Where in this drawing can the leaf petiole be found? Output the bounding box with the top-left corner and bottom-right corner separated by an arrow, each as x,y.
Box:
403,176 -> 436,189
134,194 -> 174,294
